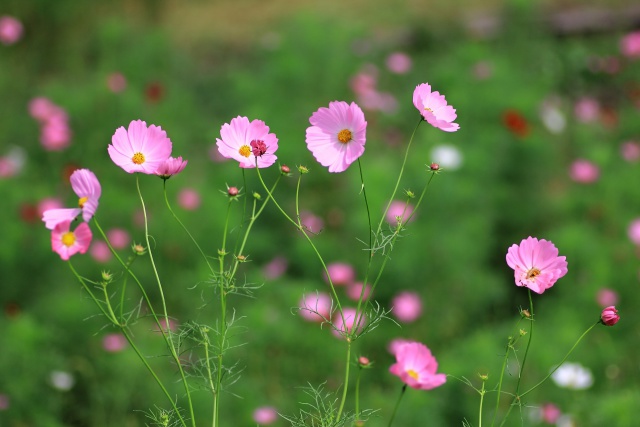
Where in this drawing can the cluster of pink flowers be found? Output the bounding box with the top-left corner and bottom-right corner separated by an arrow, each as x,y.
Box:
29,97 -> 72,151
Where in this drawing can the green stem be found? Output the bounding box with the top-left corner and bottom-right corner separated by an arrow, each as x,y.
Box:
387,384 -> 407,427
67,262 -> 117,325
335,340 -> 352,421
479,380 -> 486,427
354,364 -> 362,425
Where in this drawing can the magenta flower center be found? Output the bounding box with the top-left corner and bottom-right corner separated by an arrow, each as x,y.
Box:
337,129 -> 352,144
407,369 -> 419,380
62,231 -> 76,247
238,145 -> 251,158
526,268 -> 541,279
250,140 -> 267,157
132,152 -> 145,165
78,196 -> 88,208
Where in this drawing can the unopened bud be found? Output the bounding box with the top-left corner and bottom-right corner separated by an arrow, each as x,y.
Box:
430,163 -> 440,171
253,192 -> 262,200
519,329 -> 527,336
521,309 -> 531,318
479,373 -> 489,381
298,165 -> 309,174
405,190 -> 415,198
236,254 -> 247,262
281,164 -> 290,174
132,243 -> 146,255
228,186 -> 239,197
358,356 -> 371,367
101,270 -> 113,283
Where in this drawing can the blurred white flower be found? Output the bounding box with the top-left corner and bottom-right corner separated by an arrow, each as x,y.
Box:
541,107 -> 566,134
430,144 -> 462,170
50,370 -> 75,391
556,414 -> 576,427
551,362 -> 593,390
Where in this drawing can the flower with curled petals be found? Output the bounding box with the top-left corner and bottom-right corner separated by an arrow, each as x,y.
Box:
42,169 -> 101,229
306,101 -> 367,173
389,341 -> 446,390
413,83 -> 459,132
156,156 -> 188,179
108,120 -> 172,174
51,220 -> 92,261
216,116 -> 278,168
506,237 -> 568,294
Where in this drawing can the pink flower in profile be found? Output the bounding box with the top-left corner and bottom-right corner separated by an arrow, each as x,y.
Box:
90,240 -> 112,263
42,169 -> 101,229
216,116 -> 278,168
389,341 -> 446,390
621,141 -> 640,162
156,156 -> 188,178
106,228 -> 130,250
391,291 -> 423,323
346,282 -> 372,301
0,16 -> 23,45
51,221 -> 92,261
108,120 -> 173,174
253,406 -> 278,425
299,292 -> 332,322
621,31 -> 640,59
324,262 -> 355,286
332,307 -> 366,339
413,83 -> 459,132
102,333 -> 127,352
628,219 -> 640,245
306,101 -> 367,173
177,188 -> 201,210
386,52 -> 412,74
506,237 -> 568,294
386,200 -> 415,225
600,306 -> 620,326
570,159 -> 599,184
596,288 -> 619,308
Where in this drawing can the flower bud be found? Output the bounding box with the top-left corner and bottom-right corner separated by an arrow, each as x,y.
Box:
519,329 -> 527,336
228,186 -> 239,197
358,356 -> 371,367
298,165 -> 309,174
478,373 -> 489,381
101,270 -> 113,283
600,306 -> 620,326
281,164 -> 290,174
132,243 -> 146,256
521,309 -> 531,318
430,163 -> 440,171
253,192 -> 262,200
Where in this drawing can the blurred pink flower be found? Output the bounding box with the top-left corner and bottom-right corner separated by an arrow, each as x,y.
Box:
0,394 -> 8,410
153,317 -> 178,333
324,262 -> 355,286
177,188 -> 201,210
300,210 -> 324,234
306,101 -> 367,173
389,341 -> 446,390
386,200 -> 415,225
37,198 -> 63,218
156,156 -> 188,178
506,236 -> 568,294
0,16 -> 23,45
42,169 -> 101,229
216,116 -> 278,168
629,219 -> 640,245
386,52 -> 412,74
574,97 -> 600,123
346,282 -> 372,301
253,406 -> 278,425
51,221 -> 92,261
29,97 -> 64,122
596,288 -> 619,308
391,291 -> 423,323
107,228 -> 131,250
263,256 -> 288,280
106,72 -> 127,93
90,240 -> 112,263
620,141 -> 640,162
601,306 -> 620,326
569,159 -> 599,184
472,60 -> 493,80
350,67 -> 377,96
41,116 -> 72,151
413,83 -> 459,132
108,120 -> 173,174
299,292 -> 332,322
332,307 -> 365,338
621,31 -> 640,59
388,338 -> 412,355
102,333 -> 127,352
541,403 -> 561,424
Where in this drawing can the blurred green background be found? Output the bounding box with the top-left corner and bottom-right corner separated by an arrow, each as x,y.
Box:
1,0 -> 639,425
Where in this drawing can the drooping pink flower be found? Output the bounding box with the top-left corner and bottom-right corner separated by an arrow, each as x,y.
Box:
0,16 -> 23,45
306,101 -> 367,173
621,31 -> 640,59
90,240 -> 112,263
389,341 -> 446,390
51,221 -> 92,261
413,83 -> 459,132
253,406 -> 278,425
386,200 -> 415,225
386,52 -> 412,74
156,156 -> 188,178
324,262 -> 355,286
391,291 -> 423,323
596,288 -> 619,308
299,292 -> 332,322
628,219 -> 640,245
506,237 -> 568,294
177,188 -> 201,210
346,282 -> 372,301
102,333 -> 127,352
216,116 -> 278,168
620,141 -> 640,162
108,120 -> 173,174
332,307 -> 366,339
106,228 -> 131,250
601,306 -> 620,326
570,159 -> 599,184
106,72 -> 127,93
42,169 -> 101,229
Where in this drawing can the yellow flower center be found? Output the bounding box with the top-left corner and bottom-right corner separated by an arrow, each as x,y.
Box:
526,268 -> 541,279
239,145 -> 251,157
132,152 -> 145,165
424,107 -> 433,113
78,196 -> 88,208
61,231 -> 76,247
407,369 -> 419,380
337,129 -> 352,144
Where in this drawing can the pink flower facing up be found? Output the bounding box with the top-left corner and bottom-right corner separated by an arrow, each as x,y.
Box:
216,116 -> 278,168
506,237 -> 568,294
156,156 -> 188,179
413,83 -> 459,132
51,220 -> 92,261
42,169 -> 102,230
601,306 -> 620,326
108,120 -> 172,174
391,291 -> 423,323
0,16 -> 23,45
389,341 -> 446,390
253,406 -> 278,425
299,292 -> 332,322
306,101 -> 367,173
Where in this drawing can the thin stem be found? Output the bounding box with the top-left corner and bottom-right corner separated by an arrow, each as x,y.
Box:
335,340 -> 352,421
514,290 -> 535,395
387,384 -> 407,427
479,380 -> 486,427
67,262 -> 117,325
354,365 -> 362,425
203,330 -> 216,427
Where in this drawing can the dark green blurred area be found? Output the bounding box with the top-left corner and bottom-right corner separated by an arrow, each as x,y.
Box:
1,0 -> 640,426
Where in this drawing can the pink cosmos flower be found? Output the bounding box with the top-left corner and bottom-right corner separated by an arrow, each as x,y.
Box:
596,288 -> 618,308
216,116 -> 278,168
506,237 -> 568,294
346,282 -> 372,301
569,159 -> 599,184
90,240 -> 112,263
106,228 -> 131,250
386,52 -> 412,74
621,31 -> 640,59
263,256 -> 288,280
306,101 -> 367,173
332,307 -> 366,338
540,403 -> 561,424
156,156 -> 188,178
386,200 -> 415,225
628,219 -> 640,245
389,341 -> 446,390
102,333 -> 127,352
51,221 -> 92,261
391,291 -> 423,323
108,120 -> 173,174
42,168 -> 101,229
413,83 -> 459,132
574,97 -> 600,123
107,72 -> 127,93
253,406 -> 278,425
324,262 -> 355,286
388,338 -> 412,355
300,210 -> 324,234
620,141 -> 640,162
177,188 -> 201,210
299,292 -> 332,322
0,16 -> 23,45
601,306 -> 620,326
